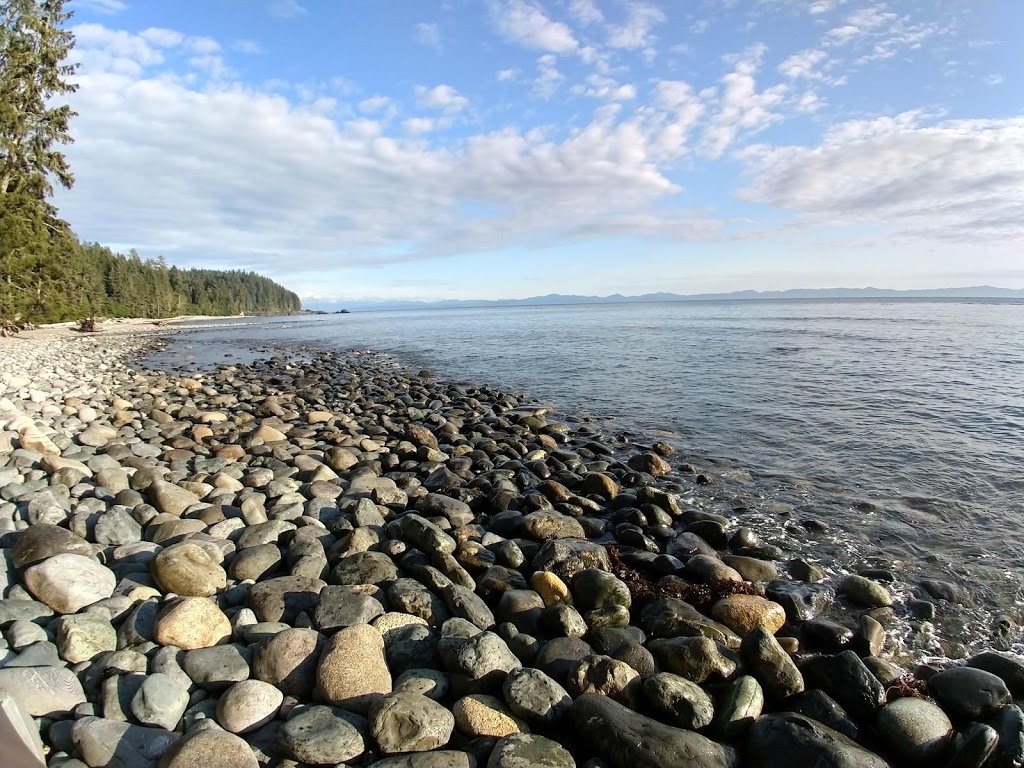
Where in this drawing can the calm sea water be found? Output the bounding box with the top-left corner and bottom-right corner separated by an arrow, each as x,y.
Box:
150,299 -> 1024,655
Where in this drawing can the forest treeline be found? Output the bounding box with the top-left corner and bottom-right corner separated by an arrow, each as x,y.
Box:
0,238 -> 301,323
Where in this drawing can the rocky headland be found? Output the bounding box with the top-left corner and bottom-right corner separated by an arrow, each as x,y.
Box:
0,328 -> 1022,768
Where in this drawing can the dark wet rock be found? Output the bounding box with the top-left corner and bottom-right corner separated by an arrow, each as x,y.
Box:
838,575 -> 892,609
386,624 -> 442,675
928,666 -> 1012,721
571,569 -> 631,613
967,651 -> 1024,697
649,636 -> 740,684
566,654 -> 641,707
986,704 -> 1024,768
643,672 -> 715,730
640,598 -> 740,647
765,581 -> 833,623
531,539 -> 611,581
573,693 -> 739,768
800,651 -> 885,725
496,590 -> 545,635
535,637 -> 596,684
802,618 -> 854,651
747,713 -> 891,768
786,689 -> 858,740
944,722 -> 999,768
714,675 -> 763,742
740,627 -> 803,703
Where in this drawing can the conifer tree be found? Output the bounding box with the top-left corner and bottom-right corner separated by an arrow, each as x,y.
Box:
0,0 -> 77,320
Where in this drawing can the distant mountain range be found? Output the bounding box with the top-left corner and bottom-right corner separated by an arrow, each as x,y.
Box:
304,285 -> 1024,312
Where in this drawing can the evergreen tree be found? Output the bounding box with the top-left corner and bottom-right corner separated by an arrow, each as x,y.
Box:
0,0 -> 77,322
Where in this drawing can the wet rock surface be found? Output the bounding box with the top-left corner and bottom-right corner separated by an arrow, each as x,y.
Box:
0,331 -> 1021,767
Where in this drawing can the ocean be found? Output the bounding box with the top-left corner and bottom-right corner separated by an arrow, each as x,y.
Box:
148,298 -> 1024,656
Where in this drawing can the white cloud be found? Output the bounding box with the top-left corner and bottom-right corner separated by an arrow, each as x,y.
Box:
984,73 -> 1004,86
414,84 -> 469,113
569,0 -> 604,25
359,96 -> 394,114
490,0 -> 578,53
572,74 -> 636,102
778,48 -> 846,85
532,54 -> 564,100
233,39 -> 264,55
738,114 -> 1024,243
59,23 -> 721,281
414,22 -> 442,51
824,4 -> 945,63
268,0 -> 306,18
700,44 -> 788,158
138,27 -> 185,48
403,117 -> 436,135
607,2 -> 666,61
496,68 -> 520,81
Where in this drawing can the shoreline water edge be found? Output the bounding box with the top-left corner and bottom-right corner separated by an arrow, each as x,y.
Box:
0,326 -> 1023,767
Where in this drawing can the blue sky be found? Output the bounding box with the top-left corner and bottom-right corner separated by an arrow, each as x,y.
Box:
58,0 -> 1022,303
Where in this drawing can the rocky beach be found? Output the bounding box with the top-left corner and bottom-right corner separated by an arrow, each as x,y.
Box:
1,325 -> 1023,768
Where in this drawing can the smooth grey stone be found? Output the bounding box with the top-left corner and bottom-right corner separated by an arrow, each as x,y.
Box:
247,575 -> 325,624
252,627 -> 324,698
447,631 -> 520,694
131,673 -> 189,731
747,713 -> 891,768
386,624 -> 442,675
6,640 -> 61,667
393,668 -> 450,701
573,693 -> 739,768
101,673 -> 146,721
313,585 -> 384,632
277,704 -> 367,764
0,665 -> 86,717
530,538 -> 611,582
0,598 -> 54,627
503,667 -> 572,726
71,716 -> 179,768
181,644 -> 251,692
442,583 -> 495,630
540,604 -> 588,638
388,578 -> 450,627
928,666 -> 1012,721
369,690 -> 455,754
487,733 -> 575,768
876,697 -> 952,766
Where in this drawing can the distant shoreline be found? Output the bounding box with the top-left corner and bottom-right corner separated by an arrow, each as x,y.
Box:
306,286 -> 1024,313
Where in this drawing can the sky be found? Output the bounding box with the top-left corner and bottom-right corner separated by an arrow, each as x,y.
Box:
56,0 -> 1023,304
